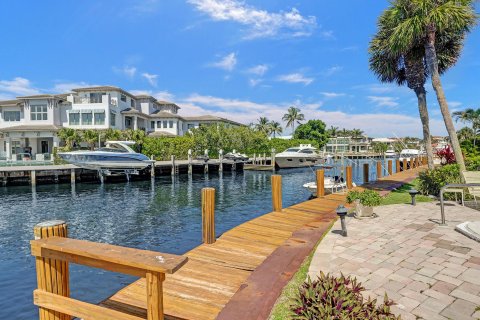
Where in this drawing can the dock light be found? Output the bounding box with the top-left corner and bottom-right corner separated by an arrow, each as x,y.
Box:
336,205 -> 348,237
408,189 -> 419,206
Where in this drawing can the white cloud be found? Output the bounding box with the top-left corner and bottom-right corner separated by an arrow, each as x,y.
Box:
448,101 -> 462,108
51,81 -> 95,93
247,64 -> 269,76
210,52 -> 237,71
113,66 -> 137,78
368,96 -> 399,108
321,92 -> 346,99
188,0 -> 317,39
323,65 -> 343,77
249,79 -> 263,87
277,73 -> 314,85
0,77 -> 40,98
142,73 -> 158,87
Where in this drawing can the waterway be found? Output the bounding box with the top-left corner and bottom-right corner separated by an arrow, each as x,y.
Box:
0,159 -> 394,319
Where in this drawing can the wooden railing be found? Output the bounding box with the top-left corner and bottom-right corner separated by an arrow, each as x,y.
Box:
31,220 -> 187,320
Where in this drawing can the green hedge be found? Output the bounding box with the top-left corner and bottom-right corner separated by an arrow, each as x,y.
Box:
417,164 -> 461,198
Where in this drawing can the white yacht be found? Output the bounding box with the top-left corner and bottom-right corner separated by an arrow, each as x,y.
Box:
385,149 -> 397,157
274,144 -> 324,169
399,149 -> 420,161
59,141 -> 153,171
303,178 -> 356,197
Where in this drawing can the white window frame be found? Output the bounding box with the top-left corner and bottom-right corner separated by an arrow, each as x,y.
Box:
3,111 -> 21,122
31,105 -> 48,121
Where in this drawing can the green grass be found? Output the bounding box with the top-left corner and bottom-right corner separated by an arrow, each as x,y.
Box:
268,222 -> 335,320
380,178 -> 432,205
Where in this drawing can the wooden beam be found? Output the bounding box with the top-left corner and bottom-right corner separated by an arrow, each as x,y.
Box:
316,170 -> 324,197
376,161 -> 382,179
363,163 -> 369,184
202,188 -> 216,244
146,272 -> 165,320
388,160 -> 393,176
346,166 -> 353,189
271,175 -> 282,212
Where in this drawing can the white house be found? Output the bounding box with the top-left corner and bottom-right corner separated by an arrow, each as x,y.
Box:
0,86 -> 242,160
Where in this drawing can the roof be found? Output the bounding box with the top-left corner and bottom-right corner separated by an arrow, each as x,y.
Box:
148,131 -> 177,137
0,125 -> 60,132
183,115 -> 243,126
135,95 -> 157,101
0,99 -> 22,106
150,111 -> 185,119
71,86 -> 136,99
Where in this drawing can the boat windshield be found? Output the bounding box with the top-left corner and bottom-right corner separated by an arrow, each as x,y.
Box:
98,144 -> 129,153
285,148 -> 300,152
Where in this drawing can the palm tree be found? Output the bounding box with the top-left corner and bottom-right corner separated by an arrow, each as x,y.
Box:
81,130 -> 99,150
457,127 -> 474,142
254,117 -> 271,134
384,0 -> 477,171
57,128 -> 80,151
104,128 -> 123,141
268,121 -> 283,138
282,106 -> 304,134
453,108 -> 480,147
350,129 -> 364,139
328,126 -> 339,137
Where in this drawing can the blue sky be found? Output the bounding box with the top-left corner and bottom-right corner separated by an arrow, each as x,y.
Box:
0,0 -> 479,137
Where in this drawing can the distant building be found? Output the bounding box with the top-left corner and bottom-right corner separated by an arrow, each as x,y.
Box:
323,136 -> 373,153
0,86 -> 241,160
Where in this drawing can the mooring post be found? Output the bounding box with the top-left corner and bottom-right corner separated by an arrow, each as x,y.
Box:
253,153 -> 257,165
396,159 -> 400,173
271,175 -> 282,212
346,166 -> 353,189
33,220 -> 69,320
402,159 -> 407,171
388,160 -> 393,176
263,153 -> 266,166
202,187 -> 216,244
31,170 -> 36,187
70,169 -> 76,184
171,155 -> 176,176
363,163 -> 369,184
409,158 -> 414,170
150,155 -> 155,178
219,149 -> 223,172
204,149 -> 209,174
271,148 -> 276,171
376,161 -> 382,179
188,149 -> 192,175
316,169 -> 325,197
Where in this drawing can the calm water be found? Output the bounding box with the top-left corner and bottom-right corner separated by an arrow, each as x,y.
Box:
0,159 -> 390,319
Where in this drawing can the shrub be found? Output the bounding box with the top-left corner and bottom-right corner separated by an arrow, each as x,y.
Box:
291,272 -> 400,320
435,145 -> 456,165
466,156 -> 480,171
346,189 -> 382,207
417,164 -> 461,197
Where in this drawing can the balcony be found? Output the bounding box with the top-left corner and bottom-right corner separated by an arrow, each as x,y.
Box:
73,96 -> 105,104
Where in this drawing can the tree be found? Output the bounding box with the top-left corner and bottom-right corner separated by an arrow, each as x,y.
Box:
104,128 -> 123,141
282,106 -> 305,133
81,130 -> 99,150
457,126 -> 474,142
453,108 -> 480,147
57,128 -> 80,151
268,121 -> 283,138
385,0 -> 477,171
372,142 -> 389,155
327,126 -> 339,137
254,117 -> 271,135
293,120 -> 328,148
350,129 -> 364,139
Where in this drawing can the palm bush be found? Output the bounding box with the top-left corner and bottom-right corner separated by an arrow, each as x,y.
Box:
417,164 -> 461,198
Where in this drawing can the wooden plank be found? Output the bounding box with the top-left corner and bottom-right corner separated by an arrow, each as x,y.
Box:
146,272 -> 165,320
31,237 -> 187,276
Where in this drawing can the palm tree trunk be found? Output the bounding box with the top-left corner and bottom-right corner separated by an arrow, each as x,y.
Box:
414,86 -> 435,170
425,29 -> 466,172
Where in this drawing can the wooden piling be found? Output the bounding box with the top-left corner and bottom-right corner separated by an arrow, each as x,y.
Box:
316,169 -> 325,197
150,156 -> 155,178
396,159 -> 400,173
263,153 -> 266,166
33,220 -> 69,320
363,163 -> 369,184
219,150 -> 223,172
271,175 -> 282,212
202,188 -> 216,244
388,160 -> 393,176
188,150 -> 193,175
346,166 -> 353,189
376,161 -> 382,179
31,170 -> 36,186
171,155 -> 176,176
402,159 -> 407,171
409,158 -> 414,170
70,169 -> 76,183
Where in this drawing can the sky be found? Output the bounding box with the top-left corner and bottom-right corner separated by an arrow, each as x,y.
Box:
0,0 -> 479,137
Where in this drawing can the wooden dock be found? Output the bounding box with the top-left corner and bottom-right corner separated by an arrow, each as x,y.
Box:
97,167 -> 425,320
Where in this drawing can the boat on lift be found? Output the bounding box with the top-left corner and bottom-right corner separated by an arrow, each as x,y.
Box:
275,144 -> 325,169
385,149 -> 397,158
58,141 -> 153,172
302,166 -> 356,197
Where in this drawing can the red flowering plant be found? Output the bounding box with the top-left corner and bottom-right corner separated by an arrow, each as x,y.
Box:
436,145 -> 456,165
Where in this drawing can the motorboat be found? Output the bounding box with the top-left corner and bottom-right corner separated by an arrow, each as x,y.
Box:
59,141 -> 153,171
223,152 -> 249,162
275,144 -> 324,169
399,149 -> 420,162
303,166 -> 357,197
385,149 -> 397,157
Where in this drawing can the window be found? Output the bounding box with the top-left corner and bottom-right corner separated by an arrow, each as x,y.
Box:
94,112 -> 105,125
125,118 -> 131,127
187,124 -> 195,129
130,99 -> 135,108
3,111 -> 20,121
121,94 -> 127,102
90,92 -> 104,103
11,141 -> 20,155
31,105 -> 48,120
150,121 -> 155,129
163,120 -> 168,128
110,112 -> 116,126
69,113 -> 80,125
169,120 -> 174,128
81,111 -> 92,125
157,121 -> 162,128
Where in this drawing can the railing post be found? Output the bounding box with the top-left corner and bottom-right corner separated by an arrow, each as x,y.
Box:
202,188 -> 216,244
33,220 -> 69,320
376,161 -> 382,179
316,169 -> 325,197
146,271 -> 165,320
402,159 -> 407,171
363,163 -> 369,184
271,175 -> 282,212
388,160 -> 393,176
346,166 -> 353,189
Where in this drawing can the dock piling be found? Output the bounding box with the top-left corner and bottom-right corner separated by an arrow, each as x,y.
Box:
271,175 -> 282,212
376,161 -> 382,179
402,159 -> 407,171
70,169 -> 76,184
33,220 -> 69,320
150,156 -> 155,178
171,155 -> 176,176
388,160 -> 393,176
346,166 -> 353,189
363,163 -> 369,184
204,150 -> 209,174
188,149 -> 193,175
31,170 -> 36,187
316,169 -> 325,197
202,188 -> 216,244
409,158 -> 414,170
219,149 -> 223,172
396,159 -> 400,173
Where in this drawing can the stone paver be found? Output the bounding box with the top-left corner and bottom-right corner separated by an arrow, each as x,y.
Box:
308,202 -> 480,319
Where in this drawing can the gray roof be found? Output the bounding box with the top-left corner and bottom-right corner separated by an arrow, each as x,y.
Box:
148,131 -> 177,137
150,111 -> 185,119
0,99 -> 22,106
183,115 -> 243,126
0,125 -> 60,132
71,86 -> 136,99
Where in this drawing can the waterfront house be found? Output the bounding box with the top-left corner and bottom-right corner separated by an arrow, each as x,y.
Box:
323,136 -> 373,154
0,86 -> 241,160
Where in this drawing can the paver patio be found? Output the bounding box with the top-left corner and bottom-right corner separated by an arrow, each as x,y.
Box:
308,202 -> 480,320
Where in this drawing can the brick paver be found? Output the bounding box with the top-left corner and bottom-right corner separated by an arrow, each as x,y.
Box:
308,202 -> 480,319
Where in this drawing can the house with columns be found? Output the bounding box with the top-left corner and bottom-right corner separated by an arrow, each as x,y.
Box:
0,86 -> 241,161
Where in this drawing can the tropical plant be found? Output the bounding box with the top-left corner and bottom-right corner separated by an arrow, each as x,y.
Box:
282,106 -> 305,133
436,145 -> 456,165
293,120 -> 328,147
81,130 -> 99,150
268,121 -> 283,138
350,128 -> 364,139
457,126 -> 475,142
372,142 -> 389,154
383,0 -> 477,172
104,128 -> 123,141
327,126 -> 339,137
57,128 -> 80,151
346,189 -> 382,207
417,163 -> 461,197
254,117 -> 271,135
291,272 -> 400,320
453,108 -> 480,146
